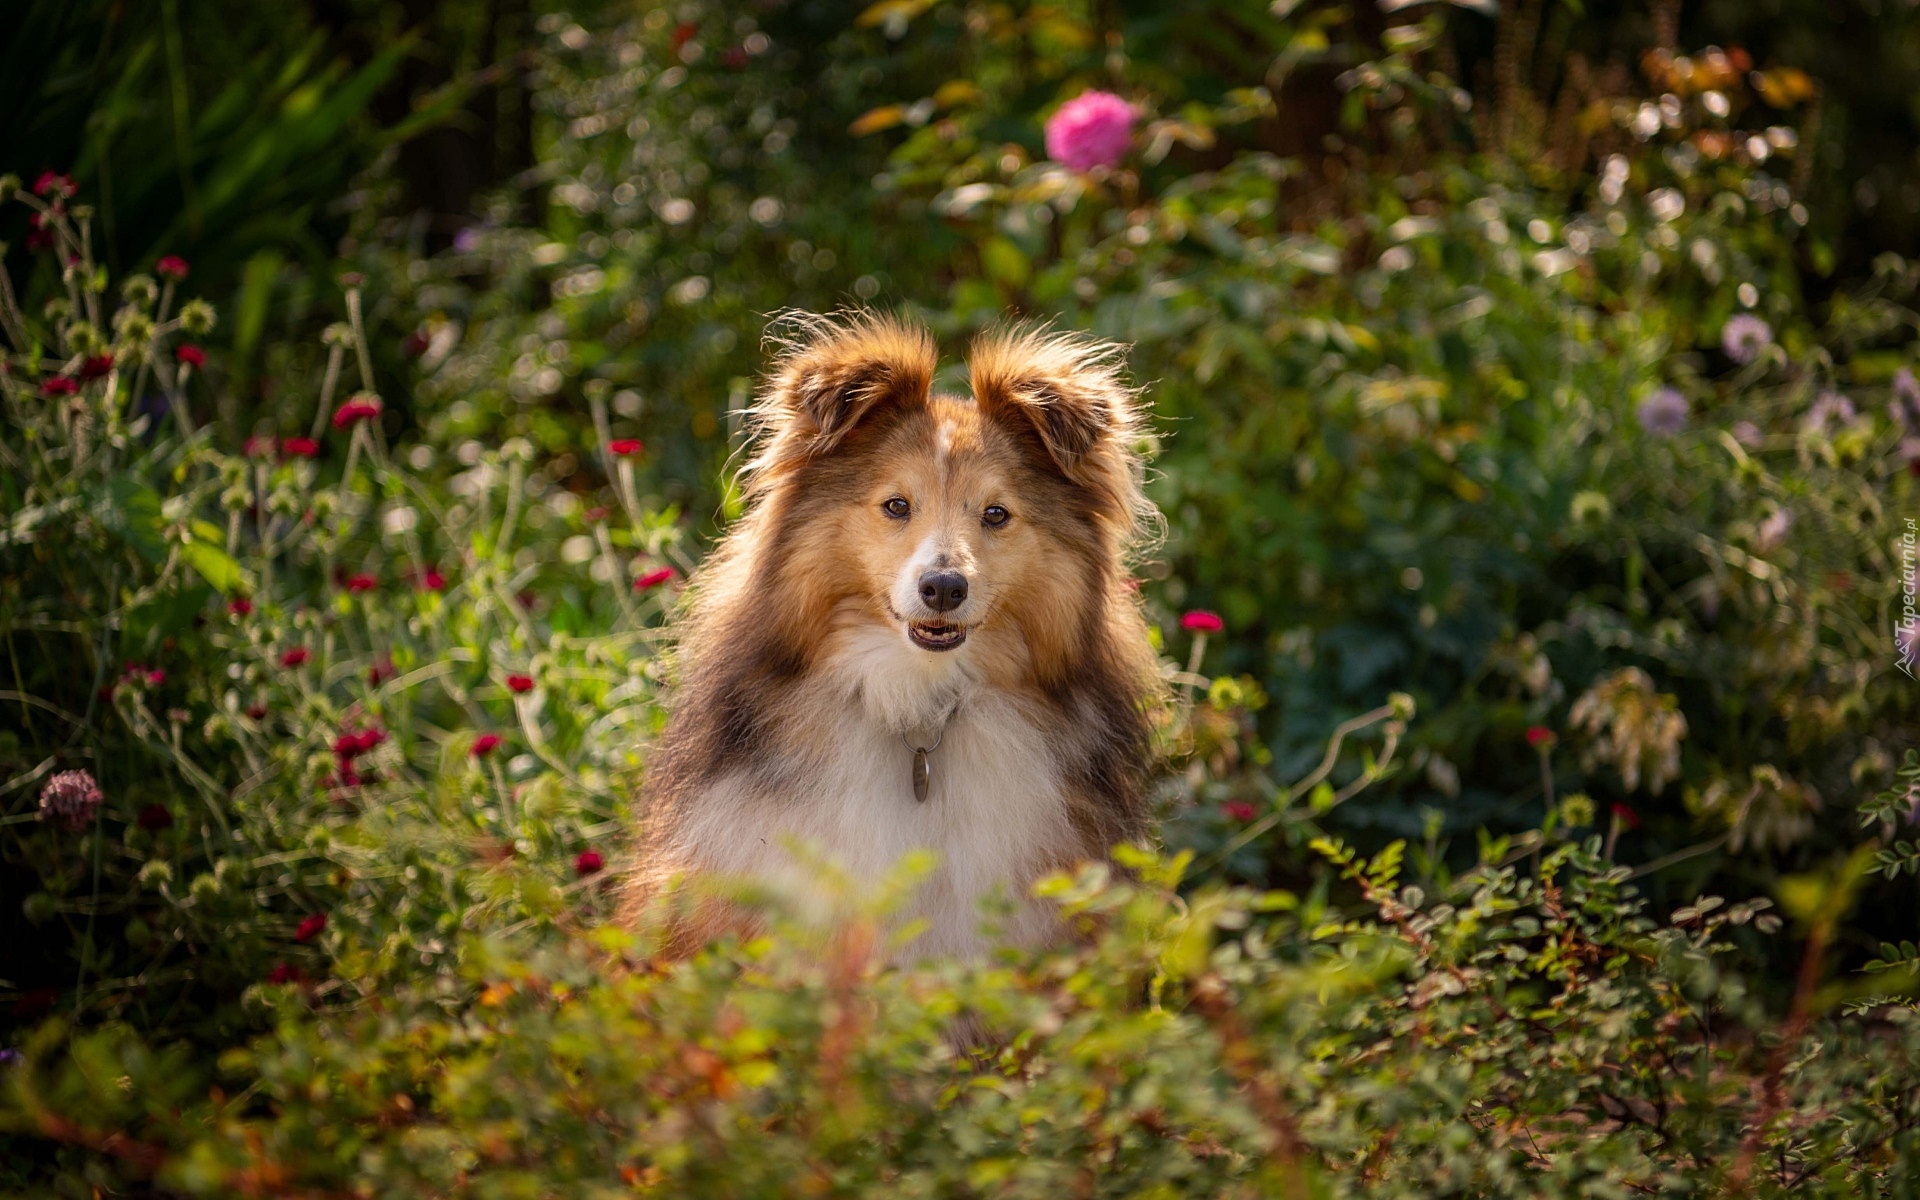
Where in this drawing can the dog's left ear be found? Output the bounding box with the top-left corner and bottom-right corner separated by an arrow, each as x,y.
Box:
968,327 -> 1143,492
758,312 -> 936,461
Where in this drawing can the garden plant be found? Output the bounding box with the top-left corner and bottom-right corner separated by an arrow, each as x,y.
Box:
2,1 -> 1919,1195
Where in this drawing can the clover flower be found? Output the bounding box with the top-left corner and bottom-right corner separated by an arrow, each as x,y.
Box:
154,255 -> 189,282
176,344 -> 206,368
574,849 -> 605,876
280,647 -> 310,668
39,769 -> 104,831
471,733 -> 503,758
1636,387 -> 1689,436
33,171 -> 76,199
332,393 -> 383,429
282,437 -> 319,458
1044,90 -> 1136,172
1731,420 -> 1763,448
1721,314 -> 1772,364
506,674 -> 535,694
1890,368 -> 1920,431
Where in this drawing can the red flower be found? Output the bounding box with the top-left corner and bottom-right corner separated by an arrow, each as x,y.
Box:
331,395 -> 382,429
1610,803 -> 1641,830
332,727 -> 386,759
294,913 -> 328,942
1221,801 -> 1257,823
420,570 -> 447,592
176,344 -> 207,368
281,437 -> 320,458
136,804 -> 174,832
608,438 -> 644,457
574,849 -> 605,876
280,647 -> 310,668
1180,610 -> 1224,634
1525,726 -> 1555,749
243,435 -> 276,457
33,171 -> 75,198
471,733 -> 503,758
266,962 -> 303,985
366,656 -> 396,686
78,354 -> 114,381
245,704 -> 268,721
154,255 -> 189,281
40,377 -> 78,397
506,674 -> 535,694
633,566 -> 676,591
344,573 -> 377,593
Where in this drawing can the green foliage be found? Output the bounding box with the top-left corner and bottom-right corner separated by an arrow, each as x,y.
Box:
6,2 -> 1920,1192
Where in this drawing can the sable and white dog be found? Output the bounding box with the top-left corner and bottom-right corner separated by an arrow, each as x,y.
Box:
624,313 -> 1163,959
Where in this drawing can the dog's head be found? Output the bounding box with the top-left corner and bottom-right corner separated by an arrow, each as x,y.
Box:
740,312 -> 1149,688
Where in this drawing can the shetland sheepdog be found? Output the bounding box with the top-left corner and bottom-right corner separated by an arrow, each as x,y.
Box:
624,312 -> 1163,959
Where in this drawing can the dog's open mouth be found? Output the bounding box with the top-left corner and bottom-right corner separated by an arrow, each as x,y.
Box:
907,621 -> 967,652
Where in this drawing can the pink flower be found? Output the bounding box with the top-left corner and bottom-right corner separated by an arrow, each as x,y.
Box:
39,769 -> 104,831
1525,726 -> 1555,749
332,727 -> 386,759
281,437 -> 319,458
280,647 -> 310,668
40,377 -> 78,397
294,913 -> 328,942
574,849 -> 605,876
634,566 -> 676,590
1180,610 -> 1223,634
420,569 -> 448,592
33,171 -> 76,198
609,438 -> 645,457
146,669 -> 166,686
154,255 -> 189,282
1221,801 -> 1257,823
332,395 -> 382,429
366,656 -> 395,686
1044,90 -> 1136,172
176,344 -> 206,368
471,733 -> 503,757
243,435 -> 276,457
506,674 -> 535,694
344,573 -> 377,593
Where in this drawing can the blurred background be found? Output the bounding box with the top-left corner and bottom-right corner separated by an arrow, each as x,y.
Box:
4,0 -> 1918,997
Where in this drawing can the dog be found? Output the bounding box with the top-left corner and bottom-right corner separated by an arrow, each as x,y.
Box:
623,312 -> 1163,960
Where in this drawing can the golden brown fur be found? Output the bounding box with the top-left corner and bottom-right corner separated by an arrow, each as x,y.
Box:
622,312 -> 1164,958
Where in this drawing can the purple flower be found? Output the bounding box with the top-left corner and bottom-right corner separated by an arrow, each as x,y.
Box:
1731,420 -> 1763,448
39,769 -> 103,831
1889,368 -> 1920,431
1805,390 -> 1856,435
1044,90 -> 1135,172
1899,621 -> 1920,673
1721,314 -> 1773,365
1754,508 -> 1792,552
1637,387 -> 1689,437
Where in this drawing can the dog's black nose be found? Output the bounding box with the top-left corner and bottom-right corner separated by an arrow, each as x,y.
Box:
918,569 -> 968,612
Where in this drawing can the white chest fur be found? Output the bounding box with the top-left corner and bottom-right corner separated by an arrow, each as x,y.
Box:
666,625 -> 1076,958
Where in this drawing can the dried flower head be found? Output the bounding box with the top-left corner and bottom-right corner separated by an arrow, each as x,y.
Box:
39,769 -> 104,831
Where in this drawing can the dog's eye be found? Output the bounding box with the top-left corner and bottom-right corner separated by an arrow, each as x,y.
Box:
982,504 -> 1010,528
883,497 -> 911,519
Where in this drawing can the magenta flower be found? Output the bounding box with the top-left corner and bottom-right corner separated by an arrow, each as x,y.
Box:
419,569 -> 448,592
471,733 -> 503,758
574,849 -> 605,876
282,437 -> 320,458
506,674 -> 536,694
608,438 -> 644,457
1180,610 -> 1224,634
1044,90 -> 1135,172
40,377 -> 78,397
633,566 -> 676,591
344,573 -> 377,593
176,344 -> 207,368
331,394 -> 383,430
294,913 -> 328,942
34,171 -> 76,199
280,647 -> 310,668
154,255 -> 189,282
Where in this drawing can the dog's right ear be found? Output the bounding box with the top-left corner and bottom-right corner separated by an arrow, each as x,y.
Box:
756,312 -> 936,462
